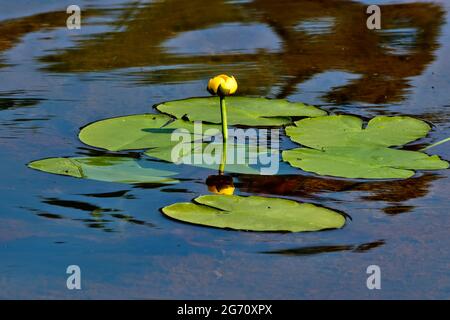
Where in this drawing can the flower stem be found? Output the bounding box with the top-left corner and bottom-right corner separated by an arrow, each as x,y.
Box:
220,96 -> 228,143
420,137 -> 450,152
219,140 -> 227,174
219,96 -> 228,174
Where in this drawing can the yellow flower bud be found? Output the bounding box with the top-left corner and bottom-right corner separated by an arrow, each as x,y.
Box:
207,74 -> 238,97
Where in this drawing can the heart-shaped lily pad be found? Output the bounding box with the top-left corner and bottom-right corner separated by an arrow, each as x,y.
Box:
285,115 -> 430,148
79,113 -> 220,152
156,97 -> 326,126
283,115 -> 449,179
28,157 -> 178,184
283,146 -> 449,179
162,195 -> 346,232
78,114 -> 277,174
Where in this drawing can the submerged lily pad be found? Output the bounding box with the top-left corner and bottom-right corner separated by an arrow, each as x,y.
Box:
162,195 -> 346,232
28,157 -> 178,184
145,141 -> 278,175
283,147 -> 449,179
156,97 -> 326,126
283,115 -> 449,179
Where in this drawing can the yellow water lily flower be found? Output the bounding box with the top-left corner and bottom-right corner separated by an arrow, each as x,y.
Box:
207,74 -> 238,97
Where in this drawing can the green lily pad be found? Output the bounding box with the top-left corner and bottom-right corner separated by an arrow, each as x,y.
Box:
78,113 -> 277,174
28,157 -> 178,184
162,195 -> 346,232
283,115 -> 448,179
156,97 -> 326,126
79,113 -> 220,152
285,115 -> 431,149
283,147 -> 449,179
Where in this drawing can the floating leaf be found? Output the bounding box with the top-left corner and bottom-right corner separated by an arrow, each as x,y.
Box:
283,146 -> 449,179
162,195 -> 345,232
283,115 -> 448,179
78,113 -> 277,174
285,115 -> 431,149
156,97 -> 326,126
28,157 -> 178,184
79,113 -> 221,152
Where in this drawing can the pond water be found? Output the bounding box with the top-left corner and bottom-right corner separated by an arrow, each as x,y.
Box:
0,0 -> 449,299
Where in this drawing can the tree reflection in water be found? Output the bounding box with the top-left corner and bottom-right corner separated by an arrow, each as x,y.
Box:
29,0 -> 446,103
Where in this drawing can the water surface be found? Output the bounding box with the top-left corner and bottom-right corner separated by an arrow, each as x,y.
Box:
0,0 -> 449,299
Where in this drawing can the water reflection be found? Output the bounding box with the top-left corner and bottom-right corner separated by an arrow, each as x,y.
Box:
22,196 -> 158,232
238,173 -> 443,215
42,197 -> 113,212
37,212 -> 64,219
0,92 -> 47,140
206,174 -> 235,195
0,91 -> 42,110
0,8 -> 106,67
261,240 -> 385,256
24,0 -> 444,103
80,189 -> 134,198
237,174 -> 354,199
